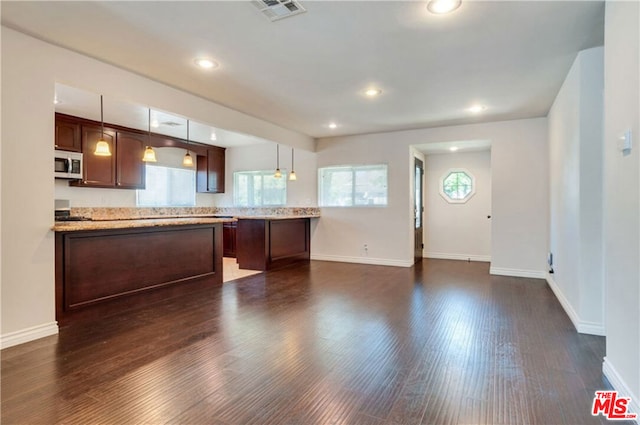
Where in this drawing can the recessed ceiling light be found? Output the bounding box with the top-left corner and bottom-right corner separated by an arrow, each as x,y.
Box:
53,96 -> 60,105
210,132 -> 217,141
365,88 -> 382,97
150,119 -> 160,128
328,122 -> 338,129
194,58 -> 219,69
427,0 -> 462,14
450,146 -> 459,152
468,104 -> 487,113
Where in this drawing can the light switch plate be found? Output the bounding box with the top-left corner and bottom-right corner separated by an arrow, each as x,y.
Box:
618,130 -> 632,154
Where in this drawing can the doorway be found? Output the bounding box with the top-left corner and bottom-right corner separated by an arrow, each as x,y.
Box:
414,157 -> 424,263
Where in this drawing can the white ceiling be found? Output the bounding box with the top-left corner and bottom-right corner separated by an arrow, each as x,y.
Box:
416,139 -> 492,155
2,1 -> 604,139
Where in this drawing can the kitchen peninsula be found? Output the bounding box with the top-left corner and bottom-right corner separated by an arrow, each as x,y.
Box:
53,207 -> 320,324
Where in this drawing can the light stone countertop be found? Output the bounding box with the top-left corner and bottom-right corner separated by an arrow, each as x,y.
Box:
52,214 -> 320,232
52,217 -> 234,232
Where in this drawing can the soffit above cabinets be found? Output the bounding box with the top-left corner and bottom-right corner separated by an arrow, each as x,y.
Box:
54,84 -> 268,148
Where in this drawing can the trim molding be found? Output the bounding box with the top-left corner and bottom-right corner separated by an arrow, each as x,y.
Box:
546,275 -> 606,336
489,267 -> 546,279
424,252 -> 491,262
1,322 -> 59,350
603,357 -> 640,422
311,254 -> 413,268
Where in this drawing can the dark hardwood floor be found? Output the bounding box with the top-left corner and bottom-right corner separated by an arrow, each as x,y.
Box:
1,259 -> 627,424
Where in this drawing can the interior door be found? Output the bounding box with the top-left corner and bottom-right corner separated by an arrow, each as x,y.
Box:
414,158 -> 424,263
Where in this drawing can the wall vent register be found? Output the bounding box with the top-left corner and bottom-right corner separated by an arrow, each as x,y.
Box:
251,0 -> 306,21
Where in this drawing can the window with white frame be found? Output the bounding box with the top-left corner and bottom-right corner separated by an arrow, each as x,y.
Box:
137,165 -> 196,207
439,169 -> 476,203
234,170 -> 287,207
318,164 -> 388,207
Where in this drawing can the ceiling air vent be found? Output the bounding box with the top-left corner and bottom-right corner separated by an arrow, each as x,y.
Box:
251,0 -> 306,22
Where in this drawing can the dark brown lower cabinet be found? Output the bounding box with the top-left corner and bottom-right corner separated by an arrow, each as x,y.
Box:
236,218 -> 310,271
55,223 -> 223,324
223,221 -> 237,258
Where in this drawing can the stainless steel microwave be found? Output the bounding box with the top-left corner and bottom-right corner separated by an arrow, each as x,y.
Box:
54,150 -> 83,179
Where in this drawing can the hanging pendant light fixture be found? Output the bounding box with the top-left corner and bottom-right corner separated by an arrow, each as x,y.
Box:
274,144 -> 282,178
289,147 -> 297,181
183,120 -> 194,167
94,95 -> 112,156
142,108 -> 157,162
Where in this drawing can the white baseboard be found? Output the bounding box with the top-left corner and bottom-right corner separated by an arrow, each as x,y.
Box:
1,322 -> 59,350
424,252 -> 491,262
603,357 -> 640,422
311,254 -> 413,268
489,267 -> 546,279
546,275 -> 606,336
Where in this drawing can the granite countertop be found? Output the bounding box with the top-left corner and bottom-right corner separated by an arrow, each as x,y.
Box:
93,213 -> 321,220
52,216 -> 234,232
52,214 -> 320,232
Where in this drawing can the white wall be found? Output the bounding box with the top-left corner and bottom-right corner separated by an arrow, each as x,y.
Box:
312,135 -> 412,266
55,180 -> 137,207
547,47 -> 604,336
2,29 -> 58,347
602,1 -> 640,415
315,118 -> 548,275
424,150 -> 491,262
0,27 -> 313,348
211,143 -> 317,207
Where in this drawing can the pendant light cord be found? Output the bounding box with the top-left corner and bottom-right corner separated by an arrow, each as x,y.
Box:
100,95 -> 104,139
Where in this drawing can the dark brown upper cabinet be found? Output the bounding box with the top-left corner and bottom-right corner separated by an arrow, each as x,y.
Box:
75,125 -> 117,188
197,147 -> 226,193
72,126 -> 146,189
55,116 -> 82,152
115,131 -> 146,189
58,113 -> 225,192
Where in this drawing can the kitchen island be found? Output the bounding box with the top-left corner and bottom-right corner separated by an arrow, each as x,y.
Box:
54,217 -> 229,324
236,216 -> 313,271
53,207 -> 320,324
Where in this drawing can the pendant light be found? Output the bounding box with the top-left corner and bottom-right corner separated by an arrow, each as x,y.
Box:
94,95 -> 112,156
289,147 -> 297,181
142,108 -> 157,162
274,144 -> 282,178
183,120 -> 194,167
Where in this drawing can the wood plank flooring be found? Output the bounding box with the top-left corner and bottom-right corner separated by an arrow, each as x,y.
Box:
1,259 -> 628,424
